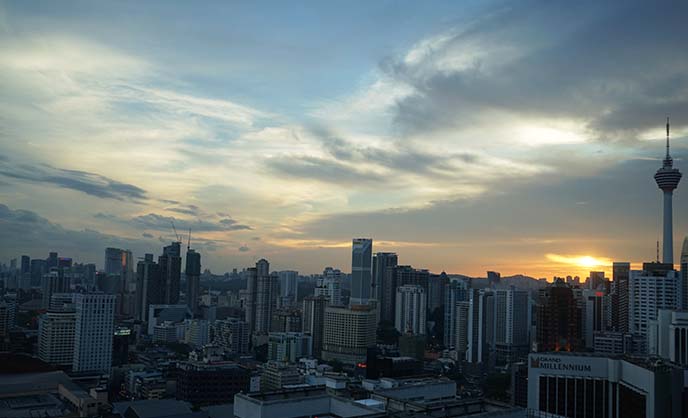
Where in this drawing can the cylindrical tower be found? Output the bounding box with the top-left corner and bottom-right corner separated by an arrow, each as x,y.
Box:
654,117 -> 682,265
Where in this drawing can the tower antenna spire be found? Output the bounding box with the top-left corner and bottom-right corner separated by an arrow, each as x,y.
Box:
187,228 -> 191,250
666,116 -> 671,159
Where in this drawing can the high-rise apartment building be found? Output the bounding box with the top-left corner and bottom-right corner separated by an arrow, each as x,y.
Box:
278,270 -> 298,302
350,238 -> 373,305
315,267 -> 343,306
611,262 -> 630,333
466,289 -> 495,366
254,260 -> 277,334
303,295 -> 328,359
41,271 -> 70,309
322,304 -> 377,364
104,247 -> 124,275
494,288 -> 530,364
73,293 -> 115,373
185,247 -> 201,316
444,280 -> 468,348
395,285 -> 427,335
629,263 -> 679,344
428,272 -> 449,313
535,279 -> 582,352
212,318 -> 250,355
38,299 -> 76,367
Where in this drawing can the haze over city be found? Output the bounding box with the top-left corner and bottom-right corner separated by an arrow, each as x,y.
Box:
2,0 -> 688,279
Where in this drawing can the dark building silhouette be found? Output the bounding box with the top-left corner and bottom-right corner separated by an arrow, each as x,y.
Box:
302,295 -> 327,359
176,361 -> 251,406
535,279 -> 582,352
611,262 -> 630,333
159,242 -> 182,305
373,252 -> 398,321
185,248 -> 201,316
136,253 -> 161,321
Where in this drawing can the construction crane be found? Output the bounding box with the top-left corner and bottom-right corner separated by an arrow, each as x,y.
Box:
170,220 -> 181,242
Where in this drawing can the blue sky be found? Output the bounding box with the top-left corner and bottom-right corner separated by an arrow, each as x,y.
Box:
1,0 -> 687,278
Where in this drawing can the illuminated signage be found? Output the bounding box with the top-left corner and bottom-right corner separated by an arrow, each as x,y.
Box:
530,356 -> 592,372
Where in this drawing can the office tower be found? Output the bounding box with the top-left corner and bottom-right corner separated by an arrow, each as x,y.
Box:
41,271 -> 70,309
271,308 -> 302,333
322,304 -> 377,364
278,270 -> 298,302
185,248 -> 201,316
38,302 -> 76,367
159,242 -> 182,304
303,295 -> 328,359
20,255 -> 30,276
494,288 -> 530,364
587,271 -> 606,290
57,257 -> 72,269
104,247 -> 124,275
611,262 -> 630,333
254,259 -> 276,334
30,259 -> 47,287
427,272 -> 448,313
350,238 -> 373,305
46,252 -> 58,270
681,237 -> 688,310
444,280 -> 469,348
535,279 -> 582,352
373,252 -> 398,311
136,254 -> 161,321
582,289 -> 607,349
629,263 -> 679,344
212,318 -> 250,355
315,267 -> 343,306
487,271 -> 501,287
655,118 -> 682,265
395,265 -> 430,291
267,332 -> 312,363
395,285 -> 427,335
73,293 -> 115,373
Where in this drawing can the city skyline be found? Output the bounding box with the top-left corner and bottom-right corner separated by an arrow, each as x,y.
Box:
2,1 -> 688,279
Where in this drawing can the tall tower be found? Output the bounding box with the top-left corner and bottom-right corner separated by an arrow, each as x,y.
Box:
350,238 -> 373,305
654,117 -> 682,265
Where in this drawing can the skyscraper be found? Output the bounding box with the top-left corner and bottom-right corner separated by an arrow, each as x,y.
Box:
104,247 -> 124,275
315,267 -> 343,306
159,242 -> 182,304
20,255 -> 30,276
73,293 -> 115,373
245,267 -> 258,335
136,254 -> 161,321
38,299 -> 76,367
253,259 -> 276,334
395,285 -> 427,335
681,237 -> 688,310
494,288 -> 530,364
322,304 -> 377,365
629,263 -> 679,343
611,262 -> 630,333
185,247 -> 201,316
350,238 -> 373,305
654,117 -> 682,265
373,252 -> 397,312
303,295 -> 328,359
278,270 -> 299,300
444,280 -> 468,348
41,271 -> 70,309
535,279 -> 582,352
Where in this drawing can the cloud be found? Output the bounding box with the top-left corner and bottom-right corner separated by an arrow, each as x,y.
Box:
0,160 -> 146,201
131,212 -> 251,232
267,155 -> 386,185
142,232 -> 154,238
0,203 -> 152,262
385,1 -> 688,139
238,245 -> 250,252
165,204 -> 200,216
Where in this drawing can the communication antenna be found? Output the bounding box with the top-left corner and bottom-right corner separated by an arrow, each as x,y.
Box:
656,240 -> 660,263
187,228 -> 192,250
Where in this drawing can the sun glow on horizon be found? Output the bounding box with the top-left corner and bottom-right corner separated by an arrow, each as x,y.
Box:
546,253 -> 612,269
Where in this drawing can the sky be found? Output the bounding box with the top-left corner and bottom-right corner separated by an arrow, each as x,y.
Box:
1,0 -> 688,279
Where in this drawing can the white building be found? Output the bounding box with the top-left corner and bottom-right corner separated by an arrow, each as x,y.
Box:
527,352 -> 685,418
38,310 -> 76,366
72,293 -> 115,373
184,319 -> 209,348
629,264 -> 679,347
267,332 -> 312,363
315,267 -> 343,306
212,318 -> 250,355
648,309 -> 688,366
322,305 -> 377,365
395,285 -> 427,335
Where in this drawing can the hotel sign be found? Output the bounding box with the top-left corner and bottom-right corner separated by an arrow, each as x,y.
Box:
530,356 -> 592,372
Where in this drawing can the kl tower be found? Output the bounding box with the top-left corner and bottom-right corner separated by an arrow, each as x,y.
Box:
654,117 -> 682,265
